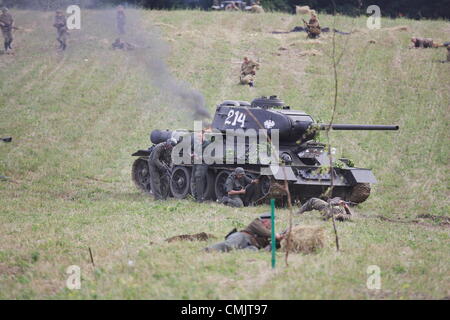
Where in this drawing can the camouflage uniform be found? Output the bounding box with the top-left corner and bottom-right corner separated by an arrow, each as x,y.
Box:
206,218 -> 271,252
221,169 -> 257,207
148,141 -> 173,200
0,9 -> 14,52
54,11 -> 68,51
240,58 -> 259,87
191,133 -> 211,202
116,7 -> 126,34
306,15 -> 321,39
298,197 -> 351,221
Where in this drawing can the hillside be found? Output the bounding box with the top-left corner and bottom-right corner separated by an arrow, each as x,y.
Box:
0,9 -> 449,299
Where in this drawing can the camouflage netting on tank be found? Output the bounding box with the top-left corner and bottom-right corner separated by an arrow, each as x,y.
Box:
349,183 -> 371,203
280,225 -> 325,254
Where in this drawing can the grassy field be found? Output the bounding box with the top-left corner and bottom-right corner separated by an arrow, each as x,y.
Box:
0,9 -> 449,299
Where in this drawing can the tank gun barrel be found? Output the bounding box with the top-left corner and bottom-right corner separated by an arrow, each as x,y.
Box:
319,124 -> 399,131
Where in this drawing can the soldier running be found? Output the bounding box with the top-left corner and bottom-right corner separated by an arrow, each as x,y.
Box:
116,5 -> 126,35
54,10 -> 68,51
205,213 -> 285,252
240,56 -> 259,87
304,11 -> 321,39
148,138 -> 177,200
220,167 -> 259,207
297,197 -> 352,221
0,7 -> 14,53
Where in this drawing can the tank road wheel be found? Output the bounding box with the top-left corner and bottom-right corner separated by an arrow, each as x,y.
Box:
132,158 -> 152,194
215,170 -> 231,200
170,166 -> 192,199
348,183 -> 371,204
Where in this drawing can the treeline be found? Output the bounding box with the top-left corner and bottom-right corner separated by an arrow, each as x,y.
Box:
4,0 -> 450,19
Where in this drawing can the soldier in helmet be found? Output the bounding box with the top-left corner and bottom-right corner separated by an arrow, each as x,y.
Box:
297,197 -> 352,221
205,213 -> 285,252
148,138 -> 177,200
0,7 -> 14,53
240,56 -> 260,87
303,11 -> 321,39
53,10 -> 68,51
220,167 -> 259,207
116,5 -> 126,35
191,126 -> 212,203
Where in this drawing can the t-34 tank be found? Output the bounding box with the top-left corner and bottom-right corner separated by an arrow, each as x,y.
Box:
132,96 -> 399,205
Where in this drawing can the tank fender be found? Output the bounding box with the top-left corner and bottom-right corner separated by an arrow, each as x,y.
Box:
260,165 -> 297,181
344,168 -> 377,185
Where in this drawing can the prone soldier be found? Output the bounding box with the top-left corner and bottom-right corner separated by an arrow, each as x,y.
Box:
0,7 -> 14,53
409,37 -> 446,49
54,10 -> 68,51
205,213 -> 284,252
220,167 -> 259,207
240,56 -> 259,87
297,197 -> 352,221
148,138 -> 177,200
112,38 -> 135,51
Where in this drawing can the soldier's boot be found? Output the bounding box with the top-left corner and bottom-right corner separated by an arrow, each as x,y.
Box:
4,41 -> 8,51
7,39 -> 12,50
62,41 -> 67,51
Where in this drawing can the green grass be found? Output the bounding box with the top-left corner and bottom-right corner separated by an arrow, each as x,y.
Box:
0,9 -> 449,299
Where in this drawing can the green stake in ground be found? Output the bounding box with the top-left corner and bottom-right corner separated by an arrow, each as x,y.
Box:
271,198 -> 276,269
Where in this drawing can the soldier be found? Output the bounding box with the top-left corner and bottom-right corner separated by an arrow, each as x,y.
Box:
409,37 -> 444,49
148,138 -> 177,200
116,5 -> 126,35
225,2 -> 240,11
53,10 -> 68,51
220,167 -> 259,207
205,213 -> 284,252
191,128 -> 212,203
0,7 -> 14,53
240,56 -> 259,87
304,11 -> 321,39
297,197 -> 352,221
112,38 -> 135,50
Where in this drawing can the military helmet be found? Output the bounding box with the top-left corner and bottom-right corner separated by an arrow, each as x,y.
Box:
259,212 -> 273,220
167,138 -> 178,147
234,167 -> 245,175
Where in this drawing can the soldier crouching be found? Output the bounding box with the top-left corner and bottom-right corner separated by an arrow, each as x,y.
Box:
205,213 -> 284,252
220,167 -> 259,207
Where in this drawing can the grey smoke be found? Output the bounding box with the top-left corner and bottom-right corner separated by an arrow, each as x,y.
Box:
7,1 -> 211,120
123,9 -> 211,120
